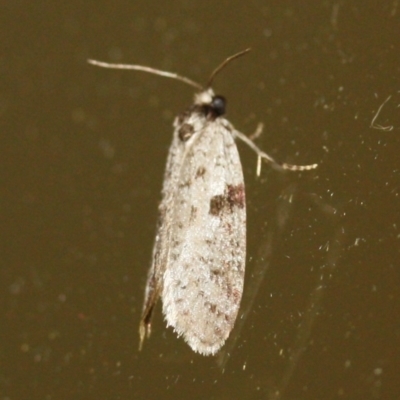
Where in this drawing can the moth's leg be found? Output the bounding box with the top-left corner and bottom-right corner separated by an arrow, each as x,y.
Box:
233,128 -> 318,174
248,122 -> 264,141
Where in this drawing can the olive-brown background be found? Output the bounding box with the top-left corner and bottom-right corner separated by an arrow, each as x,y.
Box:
2,1 -> 399,399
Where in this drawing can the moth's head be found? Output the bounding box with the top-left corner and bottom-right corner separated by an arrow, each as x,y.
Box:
194,88 -> 226,119
189,48 -> 250,119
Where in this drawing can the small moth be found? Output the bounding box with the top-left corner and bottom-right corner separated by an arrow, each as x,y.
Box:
88,50 -> 317,356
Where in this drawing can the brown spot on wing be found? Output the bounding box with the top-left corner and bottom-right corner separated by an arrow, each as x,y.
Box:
227,184 -> 245,209
178,123 -> 194,141
209,184 -> 246,216
209,194 -> 226,216
190,205 -> 198,222
195,166 -> 206,178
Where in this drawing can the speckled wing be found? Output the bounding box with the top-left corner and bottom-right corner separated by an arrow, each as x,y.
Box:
162,113 -> 246,356
139,115 -> 188,343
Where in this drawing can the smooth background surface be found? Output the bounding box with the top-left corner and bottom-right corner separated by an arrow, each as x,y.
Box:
2,1 -> 399,399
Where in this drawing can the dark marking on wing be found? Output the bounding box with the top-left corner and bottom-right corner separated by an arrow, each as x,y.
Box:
209,183 -> 245,216
195,166 -> 206,179
227,184 -> 245,209
178,123 -> 194,141
190,205 -> 198,222
209,194 -> 226,216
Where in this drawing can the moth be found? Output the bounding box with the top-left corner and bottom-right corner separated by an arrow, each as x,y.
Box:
88,49 -> 317,356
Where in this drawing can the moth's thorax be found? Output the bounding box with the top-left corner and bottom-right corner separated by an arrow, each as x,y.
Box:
173,87 -> 230,142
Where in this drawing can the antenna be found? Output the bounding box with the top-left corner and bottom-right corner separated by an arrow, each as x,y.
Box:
88,49 -> 251,91
206,48 -> 251,88
87,59 -> 203,90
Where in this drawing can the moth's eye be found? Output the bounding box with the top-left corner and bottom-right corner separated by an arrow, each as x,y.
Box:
211,95 -> 226,117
